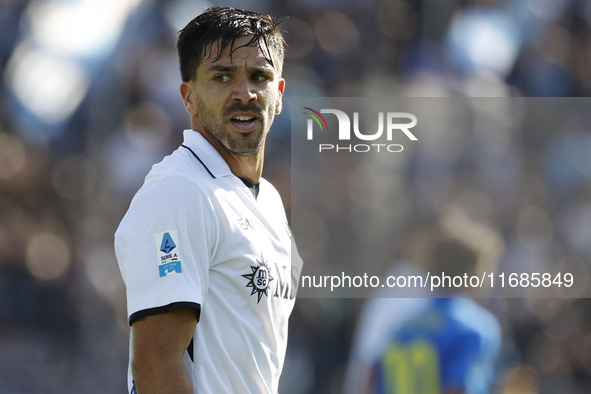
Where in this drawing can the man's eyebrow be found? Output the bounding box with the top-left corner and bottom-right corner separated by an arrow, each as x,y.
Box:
205,64 -> 275,74
206,64 -> 238,73
248,65 -> 274,74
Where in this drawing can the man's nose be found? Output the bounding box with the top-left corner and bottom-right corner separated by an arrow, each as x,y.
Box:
232,77 -> 257,102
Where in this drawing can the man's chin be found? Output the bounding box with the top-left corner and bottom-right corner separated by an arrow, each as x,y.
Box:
223,139 -> 264,157
227,123 -> 264,137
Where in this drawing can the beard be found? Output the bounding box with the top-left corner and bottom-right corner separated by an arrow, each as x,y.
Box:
196,97 -> 273,157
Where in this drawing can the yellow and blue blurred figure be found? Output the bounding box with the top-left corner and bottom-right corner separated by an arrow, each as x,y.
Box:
344,207 -> 505,394
373,297 -> 501,394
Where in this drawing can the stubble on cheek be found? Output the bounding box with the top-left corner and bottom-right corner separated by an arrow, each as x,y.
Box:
195,96 -> 268,156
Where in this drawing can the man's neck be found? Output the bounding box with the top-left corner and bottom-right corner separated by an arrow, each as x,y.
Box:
194,127 -> 264,184
222,152 -> 264,184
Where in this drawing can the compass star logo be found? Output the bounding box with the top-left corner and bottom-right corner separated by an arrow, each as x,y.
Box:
242,257 -> 274,303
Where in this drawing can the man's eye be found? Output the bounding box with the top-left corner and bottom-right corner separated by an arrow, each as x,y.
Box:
215,75 -> 231,83
253,74 -> 269,82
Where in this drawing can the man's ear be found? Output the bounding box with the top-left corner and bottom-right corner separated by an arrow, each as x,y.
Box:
180,81 -> 198,116
275,79 -> 285,115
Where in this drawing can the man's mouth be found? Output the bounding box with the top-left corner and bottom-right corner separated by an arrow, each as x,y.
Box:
230,115 -> 258,132
232,115 -> 256,123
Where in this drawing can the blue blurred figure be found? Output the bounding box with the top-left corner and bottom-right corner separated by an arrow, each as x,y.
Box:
345,208 -> 505,394
373,297 -> 500,394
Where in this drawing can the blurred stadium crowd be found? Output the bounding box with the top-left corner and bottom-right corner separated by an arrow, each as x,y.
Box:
1,0 -> 591,392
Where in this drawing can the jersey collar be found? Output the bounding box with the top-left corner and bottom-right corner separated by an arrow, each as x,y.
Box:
182,129 -> 233,178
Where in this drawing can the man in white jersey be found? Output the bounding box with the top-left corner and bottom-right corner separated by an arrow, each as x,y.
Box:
114,7 -> 301,393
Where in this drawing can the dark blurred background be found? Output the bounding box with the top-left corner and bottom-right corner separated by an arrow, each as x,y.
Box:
0,0 -> 590,392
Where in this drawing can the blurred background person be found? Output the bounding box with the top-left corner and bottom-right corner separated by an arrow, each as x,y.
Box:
344,208 -> 505,394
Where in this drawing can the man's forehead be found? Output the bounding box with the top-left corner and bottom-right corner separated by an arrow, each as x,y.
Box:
203,36 -> 276,69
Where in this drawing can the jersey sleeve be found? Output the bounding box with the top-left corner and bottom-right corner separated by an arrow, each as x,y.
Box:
442,310 -> 501,394
115,174 -> 217,324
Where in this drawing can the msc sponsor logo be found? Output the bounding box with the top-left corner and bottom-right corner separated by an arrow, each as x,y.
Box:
302,107 -> 417,153
242,257 -> 274,303
242,255 -> 299,303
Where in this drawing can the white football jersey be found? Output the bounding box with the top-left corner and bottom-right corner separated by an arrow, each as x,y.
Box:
115,130 -> 302,393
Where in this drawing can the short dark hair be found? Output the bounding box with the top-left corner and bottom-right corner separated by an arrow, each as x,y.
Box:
177,6 -> 285,82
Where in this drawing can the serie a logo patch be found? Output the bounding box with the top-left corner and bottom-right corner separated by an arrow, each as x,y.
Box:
154,230 -> 182,277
